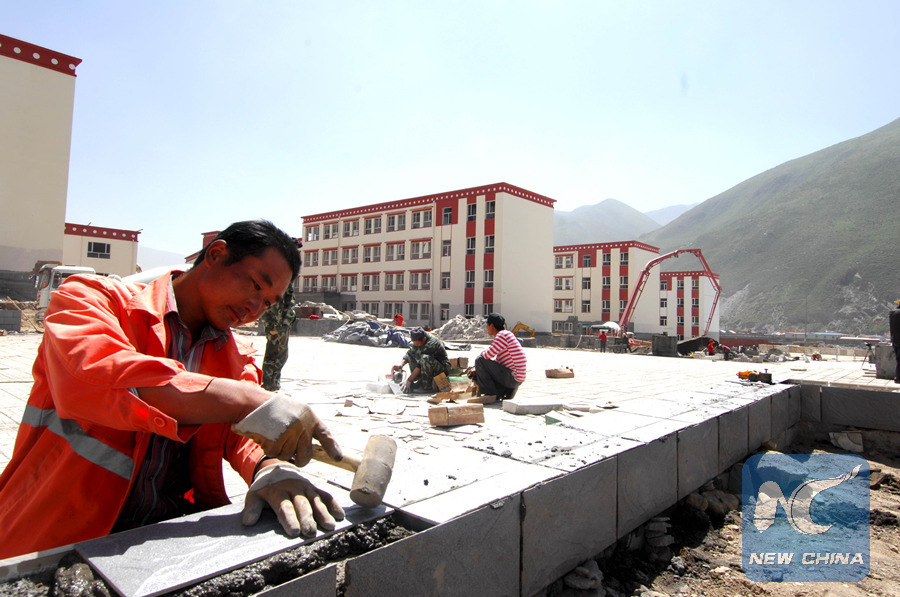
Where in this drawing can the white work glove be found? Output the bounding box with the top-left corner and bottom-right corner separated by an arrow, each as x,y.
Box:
401,380 -> 412,394
232,391 -> 342,465
242,462 -> 345,538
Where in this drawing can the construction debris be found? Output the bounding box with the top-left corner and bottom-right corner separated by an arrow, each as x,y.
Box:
545,367 -> 575,378
433,314 -> 488,340
323,320 -> 410,347
428,404 -> 485,426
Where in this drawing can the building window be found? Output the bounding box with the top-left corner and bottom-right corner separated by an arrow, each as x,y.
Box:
582,254 -> 591,267
323,249 -> 338,265
466,237 -> 476,255
409,303 -> 418,320
304,251 -> 318,268
302,277 -> 317,292
677,316 -> 684,326
619,276 -> 628,289
341,275 -> 358,292
465,271 -> 475,288
342,220 -> 359,237
385,273 -> 404,291
386,214 -> 406,232
692,279 -> 700,290
410,272 -> 420,290
442,207 -> 453,225
395,273 -> 404,291
440,303 -> 449,321
660,316 -> 667,326
582,300 -> 591,313
384,303 -> 394,318
484,235 -> 494,254
483,303 -> 493,316
362,274 -> 380,291
87,242 -> 111,259
396,243 -> 405,260
602,253 -> 611,266
441,272 -> 451,289
660,280 -> 668,291
411,211 -> 432,229
692,298 -> 699,308
342,248 -> 358,264
467,203 -> 477,221
601,300 -> 610,311
464,303 -> 474,317
423,211 -> 432,228
484,270 -> 494,288
421,303 -> 431,319
582,277 -> 591,290
411,211 -> 421,229
341,301 -> 356,312
442,240 -> 452,257
411,241 -> 431,259
660,297 -> 667,308
554,300 -> 562,313
386,243 -> 405,261
485,200 -> 495,219
692,316 -> 699,326
323,223 -> 338,240
363,246 -> 381,263
554,255 -> 573,269
677,297 -> 685,308
602,276 -> 610,289
553,300 -> 573,313
322,276 -> 336,291
620,252 -> 629,265
305,226 -> 319,242
620,300 -> 628,311
677,279 -> 685,290
364,217 -> 382,235
420,272 -> 431,290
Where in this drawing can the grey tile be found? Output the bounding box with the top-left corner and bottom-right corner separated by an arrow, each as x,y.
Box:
718,406 -> 749,473
464,421 -> 606,464
522,457 -> 617,597
747,395 -> 772,451
770,387 -> 791,437
676,418 -> 718,499
78,490 -> 385,597
821,387 -> 900,432
617,435 -> 677,538
344,499 -> 520,597
800,384 -> 821,422
540,436 -> 643,471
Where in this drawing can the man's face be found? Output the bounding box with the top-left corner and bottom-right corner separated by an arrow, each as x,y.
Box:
200,243 -> 293,330
412,338 -> 426,347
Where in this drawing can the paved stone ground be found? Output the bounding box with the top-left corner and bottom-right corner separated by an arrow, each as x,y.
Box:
1,332 -> 888,499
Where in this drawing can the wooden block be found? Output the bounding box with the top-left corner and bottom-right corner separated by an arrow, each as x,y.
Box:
449,357 -> 469,369
430,391 -> 466,404
545,367 -> 575,378
429,404 -> 485,426
467,395 -> 497,404
433,372 -> 452,392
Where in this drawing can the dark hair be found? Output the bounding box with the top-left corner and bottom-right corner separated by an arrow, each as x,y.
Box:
486,312 -> 506,330
194,220 -> 301,279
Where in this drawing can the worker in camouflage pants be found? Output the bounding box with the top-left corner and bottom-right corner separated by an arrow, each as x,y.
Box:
260,283 -> 297,391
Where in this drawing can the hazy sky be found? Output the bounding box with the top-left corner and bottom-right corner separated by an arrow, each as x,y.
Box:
5,1 -> 900,256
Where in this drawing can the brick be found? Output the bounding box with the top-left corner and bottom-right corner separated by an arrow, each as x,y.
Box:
428,404 -> 484,426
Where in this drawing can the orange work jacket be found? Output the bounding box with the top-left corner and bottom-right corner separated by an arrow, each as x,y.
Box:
0,273 -> 265,559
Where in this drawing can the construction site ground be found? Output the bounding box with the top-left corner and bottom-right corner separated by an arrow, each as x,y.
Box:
1,329 -> 898,596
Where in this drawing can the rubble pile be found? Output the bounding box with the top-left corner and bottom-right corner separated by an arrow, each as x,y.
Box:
434,315 -> 488,340
323,320 -> 410,348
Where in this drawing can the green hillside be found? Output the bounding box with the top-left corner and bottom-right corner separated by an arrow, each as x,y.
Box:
555,198 -> 661,245
641,118 -> 900,335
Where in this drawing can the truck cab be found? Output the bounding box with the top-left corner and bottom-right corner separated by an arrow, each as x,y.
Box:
34,264 -> 96,314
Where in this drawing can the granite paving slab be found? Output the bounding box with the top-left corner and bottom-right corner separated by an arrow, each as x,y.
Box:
463,418 -> 606,464
77,489 -> 387,597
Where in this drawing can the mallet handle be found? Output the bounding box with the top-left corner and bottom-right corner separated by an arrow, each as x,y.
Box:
311,443 -> 361,473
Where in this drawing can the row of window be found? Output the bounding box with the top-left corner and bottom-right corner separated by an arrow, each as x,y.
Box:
303,236 -> 495,268
554,276 -> 628,291
658,315 -> 699,327
86,241 -> 111,259
341,301 -> 496,321
305,201 -> 497,242
554,300 -> 704,316
660,279 -> 700,291
302,269 -> 494,293
555,253 -> 628,269
659,297 -> 700,308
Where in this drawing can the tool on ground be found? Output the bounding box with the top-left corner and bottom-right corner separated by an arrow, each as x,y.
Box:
737,370 -> 773,384
311,435 -> 397,508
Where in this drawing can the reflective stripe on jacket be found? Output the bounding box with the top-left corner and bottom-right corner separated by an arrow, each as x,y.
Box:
0,273 -> 264,558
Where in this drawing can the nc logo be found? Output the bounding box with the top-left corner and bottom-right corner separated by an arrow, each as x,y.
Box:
752,464 -> 862,535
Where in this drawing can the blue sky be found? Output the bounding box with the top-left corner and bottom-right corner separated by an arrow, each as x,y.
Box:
5,1 -> 900,257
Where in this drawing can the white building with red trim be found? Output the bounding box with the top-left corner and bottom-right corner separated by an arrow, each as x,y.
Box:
659,270 -> 721,341
300,183 -> 555,332
0,34 -> 81,272
63,223 -> 141,277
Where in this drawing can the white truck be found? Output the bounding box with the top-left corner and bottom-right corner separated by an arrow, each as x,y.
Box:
34,263 -> 96,318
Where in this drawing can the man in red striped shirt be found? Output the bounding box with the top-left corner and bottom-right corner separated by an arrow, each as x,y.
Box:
470,313 -> 526,400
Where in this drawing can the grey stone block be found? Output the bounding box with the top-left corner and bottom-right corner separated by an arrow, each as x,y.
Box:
676,419 -> 718,499
256,564 -> 336,597
821,387 -> 900,432
651,335 -> 678,356
521,457 -> 617,597
718,406 -> 749,473
0,310 -> 20,333
344,500 -> 520,597
875,344 -> 896,380
747,395 -> 772,451
617,435 -> 677,538
540,436 -> 643,471
800,384 -> 821,423
787,385 -> 802,426
770,388 -> 790,438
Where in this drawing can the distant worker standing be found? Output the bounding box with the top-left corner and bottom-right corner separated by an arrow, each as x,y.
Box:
396,327 -> 451,393
890,300 -> 900,383
260,283 -> 297,391
393,312 -> 404,327
598,330 -> 608,353
469,313 -> 527,400
707,338 -> 717,355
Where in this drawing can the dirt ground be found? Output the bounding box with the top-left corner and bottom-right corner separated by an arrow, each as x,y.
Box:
575,440 -> 900,597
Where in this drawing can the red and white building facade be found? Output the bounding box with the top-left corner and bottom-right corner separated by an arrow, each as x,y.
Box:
659,270 -> 721,341
63,223 -> 141,277
300,183 -> 555,332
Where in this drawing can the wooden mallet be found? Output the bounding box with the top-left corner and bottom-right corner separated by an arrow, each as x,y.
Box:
311,435 -> 397,508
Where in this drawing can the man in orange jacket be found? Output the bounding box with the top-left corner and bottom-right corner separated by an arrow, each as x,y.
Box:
0,220 -> 345,559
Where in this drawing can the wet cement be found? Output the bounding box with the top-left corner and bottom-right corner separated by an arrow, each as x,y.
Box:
0,516 -> 415,597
